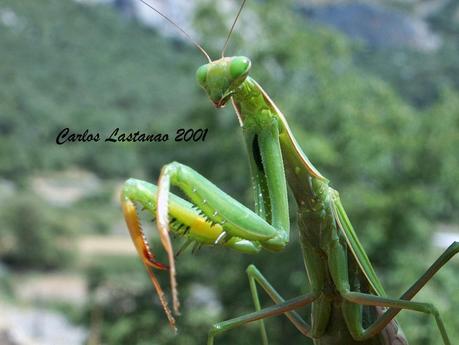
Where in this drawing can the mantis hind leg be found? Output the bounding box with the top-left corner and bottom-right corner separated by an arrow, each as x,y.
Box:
341,291 -> 450,345
246,264 -> 312,344
346,242 -> 459,344
207,291 -> 318,345
331,241 -> 459,345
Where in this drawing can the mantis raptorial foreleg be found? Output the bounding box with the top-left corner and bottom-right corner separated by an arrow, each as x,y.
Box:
121,195 -> 177,330
146,124 -> 290,260
121,178 -> 264,330
121,130 -> 291,329
155,161 -> 286,245
122,179 -> 264,256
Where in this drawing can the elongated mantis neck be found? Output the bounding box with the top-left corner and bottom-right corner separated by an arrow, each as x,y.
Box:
231,77 -> 270,123
232,77 -> 328,206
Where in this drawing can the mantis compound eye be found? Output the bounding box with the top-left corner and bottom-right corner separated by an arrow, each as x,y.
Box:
230,56 -> 251,79
196,64 -> 208,87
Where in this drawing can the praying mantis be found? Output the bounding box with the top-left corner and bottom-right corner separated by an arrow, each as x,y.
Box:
120,1 -> 459,344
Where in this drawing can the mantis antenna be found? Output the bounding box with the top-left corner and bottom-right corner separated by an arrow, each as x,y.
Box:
138,0 -> 212,62
221,0 -> 248,58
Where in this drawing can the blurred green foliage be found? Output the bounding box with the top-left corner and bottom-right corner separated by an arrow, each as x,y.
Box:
0,192 -> 76,269
356,1 -> 459,108
0,0 -> 458,344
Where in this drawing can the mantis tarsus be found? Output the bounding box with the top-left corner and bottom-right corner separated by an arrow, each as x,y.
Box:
120,1 -> 459,344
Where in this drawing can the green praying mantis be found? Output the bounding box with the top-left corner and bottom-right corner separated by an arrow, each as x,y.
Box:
120,1 -> 459,344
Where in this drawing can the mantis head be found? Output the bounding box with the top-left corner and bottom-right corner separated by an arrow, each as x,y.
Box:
137,0 -> 249,109
196,56 -> 251,108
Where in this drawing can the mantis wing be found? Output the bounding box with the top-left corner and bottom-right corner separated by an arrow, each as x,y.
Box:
255,77 -> 386,296
331,192 -> 387,297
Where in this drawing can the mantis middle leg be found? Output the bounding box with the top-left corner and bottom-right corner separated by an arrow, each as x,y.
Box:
246,264 -> 312,344
207,291 -> 318,345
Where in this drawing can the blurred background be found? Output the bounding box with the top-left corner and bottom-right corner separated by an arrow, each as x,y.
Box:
0,0 -> 458,344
